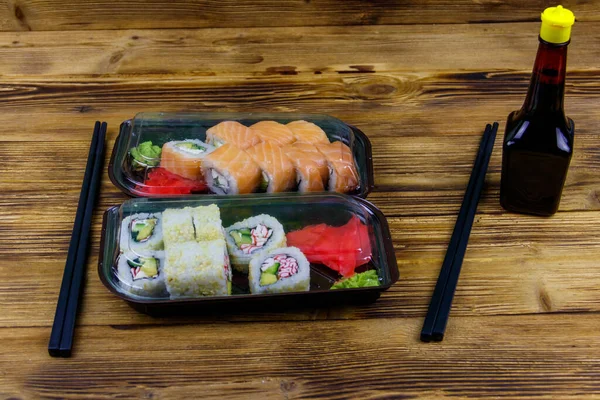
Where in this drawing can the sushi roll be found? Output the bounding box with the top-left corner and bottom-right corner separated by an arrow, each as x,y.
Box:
119,213 -> 163,255
250,121 -> 296,146
160,139 -> 215,180
316,141 -> 360,193
225,214 -> 287,273
189,204 -> 225,242
162,208 -> 195,246
245,141 -> 296,193
205,121 -> 262,150
117,250 -> 167,297
248,247 -> 310,294
202,144 -> 262,195
163,239 -> 231,299
286,120 -> 330,145
282,142 -> 330,192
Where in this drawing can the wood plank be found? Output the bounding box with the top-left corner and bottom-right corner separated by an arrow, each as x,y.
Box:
0,0 -> 598,32
1,315 -> 600,398
0,23 -> 598,77
0,68 -> 598,143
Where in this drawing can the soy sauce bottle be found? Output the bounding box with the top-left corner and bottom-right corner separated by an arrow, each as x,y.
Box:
500,5 -> 575,216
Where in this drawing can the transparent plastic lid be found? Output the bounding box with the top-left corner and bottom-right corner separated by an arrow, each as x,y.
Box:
108,112 -> 373,198
99,193 -> 397,304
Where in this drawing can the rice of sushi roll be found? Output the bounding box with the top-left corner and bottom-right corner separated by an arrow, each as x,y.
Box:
162,208 -> 195,246
119,213 -> 163,255
225,214 -> 286,273
189,204 -> 225,242
116,250 -> 167,297
248,247 -> 310,294
163,239 -> 231,299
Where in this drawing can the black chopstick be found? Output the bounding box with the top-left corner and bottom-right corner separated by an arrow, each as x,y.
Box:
48,121 -> 106,357
59,122 -> 106,356
420,124 -> 492,341
48,122 -> 100,356
431,122 -> 497,340
421,122 -> 498,342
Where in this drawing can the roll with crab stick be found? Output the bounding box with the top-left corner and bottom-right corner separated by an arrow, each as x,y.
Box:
225,214 -> 287,273
119,212 -> 164,255
248,247 -> 310,294
116,250 -> 167,297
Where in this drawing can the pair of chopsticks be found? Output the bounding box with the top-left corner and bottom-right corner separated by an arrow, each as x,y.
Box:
48,121 -> 107,357
421,122 -> 498,342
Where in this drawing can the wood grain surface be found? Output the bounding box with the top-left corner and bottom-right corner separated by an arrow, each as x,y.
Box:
1,0 -> 600,31
1,1 -> 600,399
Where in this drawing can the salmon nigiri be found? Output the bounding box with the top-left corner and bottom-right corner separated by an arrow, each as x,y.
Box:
286,120 -> 330,144
202,143 -> 261,194
316,141 -> 359,193
246,141 -> 296,193
205,121 -> 262,150
282,142 -> 329,192
250,121 -> 296,146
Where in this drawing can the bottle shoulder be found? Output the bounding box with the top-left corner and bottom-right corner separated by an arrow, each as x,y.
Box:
503,110 -> 574,155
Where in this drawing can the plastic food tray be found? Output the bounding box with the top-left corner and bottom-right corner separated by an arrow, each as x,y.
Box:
99,193 -> 397,315
108,112 -> 374,198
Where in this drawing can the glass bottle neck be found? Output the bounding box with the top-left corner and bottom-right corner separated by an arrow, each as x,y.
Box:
522,38 -> 568,114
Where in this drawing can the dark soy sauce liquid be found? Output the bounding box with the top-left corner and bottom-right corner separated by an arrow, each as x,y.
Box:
500,39 -> 574,216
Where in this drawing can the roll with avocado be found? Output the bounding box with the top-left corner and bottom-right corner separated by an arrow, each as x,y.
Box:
116,250 -> 167,297
225,214 -> 286,273
119,213 -> 164,255
248,247 -> 310,294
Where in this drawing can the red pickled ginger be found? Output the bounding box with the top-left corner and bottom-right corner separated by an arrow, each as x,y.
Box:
286,216 -> 372,277
135,167 -> 208,195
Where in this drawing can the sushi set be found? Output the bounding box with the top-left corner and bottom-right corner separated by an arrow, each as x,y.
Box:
99,112 -> 395,314
99,194 -> 398,314
109,112 -> 374,198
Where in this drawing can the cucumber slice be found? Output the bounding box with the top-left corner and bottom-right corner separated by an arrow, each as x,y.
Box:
259,172 -> 269,192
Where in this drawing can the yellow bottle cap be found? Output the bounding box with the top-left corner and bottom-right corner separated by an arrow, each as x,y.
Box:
540,5 -> 575,44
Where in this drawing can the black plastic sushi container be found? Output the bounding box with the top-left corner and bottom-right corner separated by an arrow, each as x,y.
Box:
98,193 -> 398,315
108,112 -> 374,198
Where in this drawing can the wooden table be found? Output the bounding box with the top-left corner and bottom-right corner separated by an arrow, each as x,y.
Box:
1,1 -> 599,398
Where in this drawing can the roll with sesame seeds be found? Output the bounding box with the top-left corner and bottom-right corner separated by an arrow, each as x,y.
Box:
161,208 -> 195,247
163,239 -> 231,299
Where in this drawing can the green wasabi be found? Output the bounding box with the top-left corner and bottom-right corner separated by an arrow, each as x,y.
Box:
331,270 -> 379,289
130,141 -> 161,170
